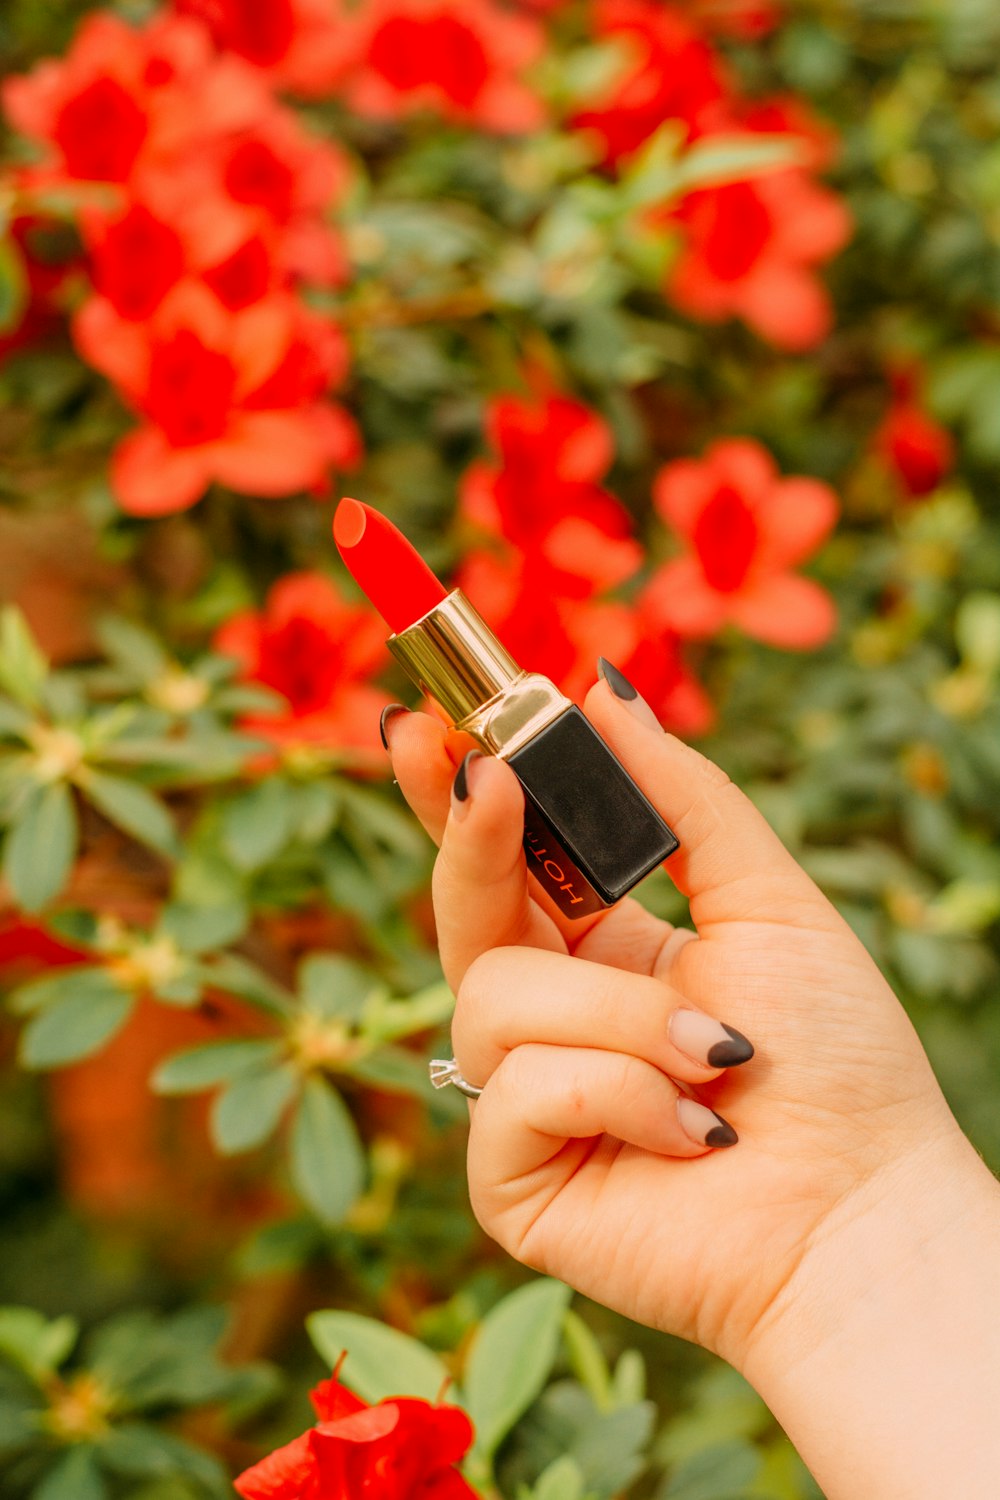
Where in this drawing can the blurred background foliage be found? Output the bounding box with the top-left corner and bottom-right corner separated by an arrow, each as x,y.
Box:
0,0 -> 999,1496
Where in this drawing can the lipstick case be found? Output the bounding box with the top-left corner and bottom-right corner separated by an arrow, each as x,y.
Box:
387,590 -> 679,919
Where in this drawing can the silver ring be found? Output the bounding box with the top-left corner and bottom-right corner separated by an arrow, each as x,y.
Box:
429,1058 -> 483,1099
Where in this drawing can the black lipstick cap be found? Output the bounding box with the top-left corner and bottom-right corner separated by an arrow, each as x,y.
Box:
508,705 -> 679,918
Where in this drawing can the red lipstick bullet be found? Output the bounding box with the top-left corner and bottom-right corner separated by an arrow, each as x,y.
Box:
334,497 -> 679,918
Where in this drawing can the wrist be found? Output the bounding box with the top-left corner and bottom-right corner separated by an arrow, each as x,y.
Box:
737,1124 -> 1000,1499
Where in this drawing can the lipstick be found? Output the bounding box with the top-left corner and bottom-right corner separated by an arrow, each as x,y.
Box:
334,497 -> 679,919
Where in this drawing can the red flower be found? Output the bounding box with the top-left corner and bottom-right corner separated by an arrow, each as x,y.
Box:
74,283 -> 359,514
874,365 -> 954,498
234,1367 -> 477,1500
459,548 -> 711,732
656,99 -> 851,350
173,0 -> 357,97
132,100 -> 351,292
84,203 -> 187,322
458,392 -> 642,598
215,571 -> 391,759
570,0 -> 729,165
647,437 -> 838,648
2,12 -> 268,188
343,0 -> 546,133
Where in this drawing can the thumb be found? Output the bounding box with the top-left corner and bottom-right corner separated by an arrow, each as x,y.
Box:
584,661 -> 835,934
432,752 -> 564,992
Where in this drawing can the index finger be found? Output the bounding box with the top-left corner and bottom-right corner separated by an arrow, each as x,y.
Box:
582,674 -> 839,936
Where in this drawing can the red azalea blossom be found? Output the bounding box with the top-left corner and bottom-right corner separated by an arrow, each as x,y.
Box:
235,1368 -> 476,1499
654,97 -> 851,350
73,282 -> 359,514
570,0 -> 729,164
874,364 -> 954,498
132,101 -> 351,292
458,392 -> 642,597
343,0 -> 546,133
647,437 -> 838,648
215,572 -> 392,759
173,0 -> 357,97
455,389 -> 709,727
84,202 -> 187,322
2,12 -> 269,188
459,548 -> 710,732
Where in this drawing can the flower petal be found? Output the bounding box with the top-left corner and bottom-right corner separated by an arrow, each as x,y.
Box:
640,558 -> 729,638
209,410 -> 330,496
708,437 -> 777,507
755,477 -> 838,568
738,260 -> 833,351
234,1431 -> 316,1500
652,458 -> 715,538
112,427 -> 210,515
730,571 -> 837,648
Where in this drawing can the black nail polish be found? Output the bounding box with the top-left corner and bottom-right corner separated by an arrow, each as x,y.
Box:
706,1024 -> 755,1069
597,656 -> 638,701
379,703 -> 407,751
705,1111 -> 739,1148
453,750 -> 481,803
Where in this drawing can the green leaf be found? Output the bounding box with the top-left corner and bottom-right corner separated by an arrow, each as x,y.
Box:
611,1349 -> 646,1406
222,780 -> 294,870
3,780 -> 78,913
0,607 -> 48,709
289,1076 -> 365,1224
668,134 -> 806,196
348,1045 -> 438,1100
658,1440 -> 762,1500
298,953 -> 381,1021
210,1064 -> 298,1155
362,980 -> 454,1043
96,617 -> 170,680
34,1445 -> 108,1500
522,1456 -> 589,1500
464,1279 -> 573,1464
152,1040 -> 283,1095
306,1310 -> 450,1403
8,965 -> 113,1017
203,954 -> 294,1017
159,902 -> 247,954
0,1309 -> 78,1382
98,1423 -> 228,1493
81,770 -> 179,857
290,781 -> 340,843
561,1310 -> 612,1413
19,985 -> 133,1069
956,592 -> 1000,675
0,699 -> 32,739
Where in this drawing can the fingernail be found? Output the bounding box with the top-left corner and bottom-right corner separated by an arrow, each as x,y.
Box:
451,750 -> 483,823
677,1097 -> 739,1148
379,703 -> 407,751
669,1010 -> 754,1069
596,658 -> 662,732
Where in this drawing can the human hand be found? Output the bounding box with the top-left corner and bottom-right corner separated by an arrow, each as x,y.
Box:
384,666 -> 984,1376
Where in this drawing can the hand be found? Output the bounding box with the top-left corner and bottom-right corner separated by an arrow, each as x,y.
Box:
385,672 -> 982,1374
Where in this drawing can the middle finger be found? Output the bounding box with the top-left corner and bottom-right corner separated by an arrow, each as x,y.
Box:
452,945 -> 755,1094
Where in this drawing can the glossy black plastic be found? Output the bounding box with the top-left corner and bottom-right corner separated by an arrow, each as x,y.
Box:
508,705 -> 679,919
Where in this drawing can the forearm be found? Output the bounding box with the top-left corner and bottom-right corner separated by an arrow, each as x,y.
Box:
741,1131 -> 1000,1500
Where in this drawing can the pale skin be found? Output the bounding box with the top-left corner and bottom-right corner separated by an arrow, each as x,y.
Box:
385,676 -> 1000,1500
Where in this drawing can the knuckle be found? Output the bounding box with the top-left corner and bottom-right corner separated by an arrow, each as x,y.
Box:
695,754 -> 733,793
